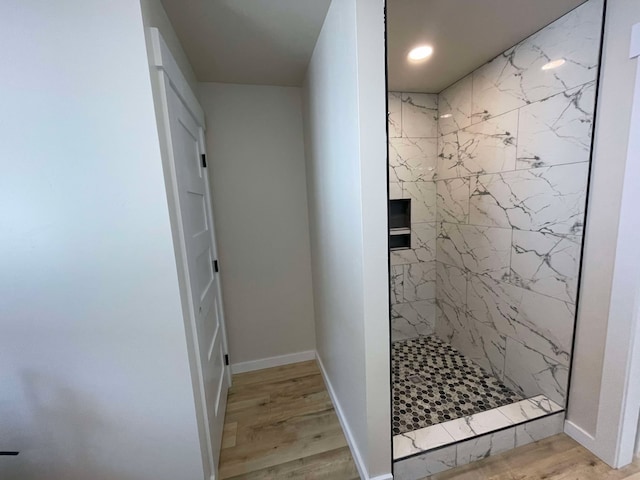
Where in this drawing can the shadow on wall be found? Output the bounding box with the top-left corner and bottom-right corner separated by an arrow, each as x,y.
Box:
2,371 -> 145,480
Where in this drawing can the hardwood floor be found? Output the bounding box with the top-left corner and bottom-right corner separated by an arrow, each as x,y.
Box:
430,434 -> 640,480
218,360 -> 359,480
218,360 -> 640,480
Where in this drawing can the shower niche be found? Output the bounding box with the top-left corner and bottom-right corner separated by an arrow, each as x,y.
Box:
389,199 -> 411,250
386,1 -> 604,478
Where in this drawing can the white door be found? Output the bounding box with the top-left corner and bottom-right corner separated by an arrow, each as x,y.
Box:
164,75 -> 230,479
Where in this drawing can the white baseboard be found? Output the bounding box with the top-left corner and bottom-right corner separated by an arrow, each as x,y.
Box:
564,419 -> 599,453
316,352 -> 393,480
230,350 -> 316,374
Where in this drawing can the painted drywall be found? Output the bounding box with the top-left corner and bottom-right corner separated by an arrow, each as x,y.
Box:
568,0 -> 640,437
140,0 -> 198,94
302,0 -> 391,477
198,83 -> 316,366
0,1 -> 204,479
637,414 -> 640,455
355,0 -> 394,475
139,4 -> 216,473
592,25 -> 640,465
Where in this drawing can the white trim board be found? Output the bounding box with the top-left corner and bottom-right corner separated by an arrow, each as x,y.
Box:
230,350 -> 316,374
316,353 -> 393,480
591,21 -> 640,468
149,27 -> 205,127
565,420 -> 599,453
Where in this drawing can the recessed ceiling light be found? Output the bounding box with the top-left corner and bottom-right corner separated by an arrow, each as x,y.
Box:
408,45 -> 433,62
541,59 -> 566,70
439,113 -> 452,119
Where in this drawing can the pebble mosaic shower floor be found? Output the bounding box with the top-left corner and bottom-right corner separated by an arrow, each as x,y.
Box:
392,335 -> 523,435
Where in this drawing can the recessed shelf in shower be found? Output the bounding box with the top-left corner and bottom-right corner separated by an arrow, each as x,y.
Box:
389,199 -> 411,250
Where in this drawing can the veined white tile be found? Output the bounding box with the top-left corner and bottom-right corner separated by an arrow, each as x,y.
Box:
517,82 -> 596,169
441,409 -> 514,441
444,311 -> 508,379
402,93 -> 438,138
390,163 -> 400,184
394,443 -> 457,479
455,428 -> 516,466
498,395 -> 563,424
412,222 -> 437,262
472,0 -> 603,120
459,319 -> 508,379
404,262 -> 436,302
469,163 -> 589,235
389,137 -> 437,183
436,223 -> 511,281
391,222 -> 436,266
438,75 -> 472,135
405,181 -> 436,223
438,111 -> 517,180
467,274 -> 575,364
391,249 -> 417,266
389,182 -> 403,200
435,222 -> 465,270
391,300 -> 436,341
388,92 -> 402,138
436,262 -> 466,308
504,338 -> 569,405
526,394 -> 564,414
435,300 -> 467,344
393,433 -> 418,460
467,273 -> 520,334
393,423 -> 455,460
511,230 -> 581,303
390,265 -> 404,305
515,412 -> 565,447
436,178 -> 470,224
516,286 -> 575,363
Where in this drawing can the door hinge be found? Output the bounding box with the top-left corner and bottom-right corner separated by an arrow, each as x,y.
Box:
213,260 -> 219,273
224,354 -> 229,366
201,153 -> 207,168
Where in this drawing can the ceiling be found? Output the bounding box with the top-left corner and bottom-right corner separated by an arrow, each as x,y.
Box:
162,0 -> 588,91
387,0 -> 587,93
160,0 -> 331,87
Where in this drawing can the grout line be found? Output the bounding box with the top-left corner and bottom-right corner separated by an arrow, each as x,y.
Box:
437,79 -> 596,132
437,159 -> 591,183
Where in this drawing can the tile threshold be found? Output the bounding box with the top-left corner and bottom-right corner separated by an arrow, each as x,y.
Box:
393,394 -> 563,461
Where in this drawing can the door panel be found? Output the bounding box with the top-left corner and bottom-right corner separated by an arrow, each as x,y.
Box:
165,77 -> 229,479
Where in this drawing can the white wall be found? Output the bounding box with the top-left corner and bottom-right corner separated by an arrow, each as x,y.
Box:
198,83 -> 316,367
0,2 -> 204,479
302,0 -> 391,478
636,414 -> 640,455
567,0 -> 640,466
140,0 -> 198,94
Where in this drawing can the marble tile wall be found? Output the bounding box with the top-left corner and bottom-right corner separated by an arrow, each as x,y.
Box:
393,395 -> 563,460
389,92 -> 438,341
394,412 -> 565,479
434,0 -> 603,406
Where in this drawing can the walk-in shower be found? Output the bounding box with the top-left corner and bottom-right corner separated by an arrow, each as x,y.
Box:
386,0 -> 605,477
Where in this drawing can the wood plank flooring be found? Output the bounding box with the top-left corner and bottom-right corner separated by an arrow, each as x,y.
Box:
218,360 -> 359,480
218,360 -> 640,480
430,433 -> 640,480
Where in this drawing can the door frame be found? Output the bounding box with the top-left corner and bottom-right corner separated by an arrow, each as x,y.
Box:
566,21 -> 640,468
594,22 -> 640,467
149,27 -> 232,479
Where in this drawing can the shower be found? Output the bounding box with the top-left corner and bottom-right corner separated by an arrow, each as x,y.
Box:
386,0 -> 605,477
